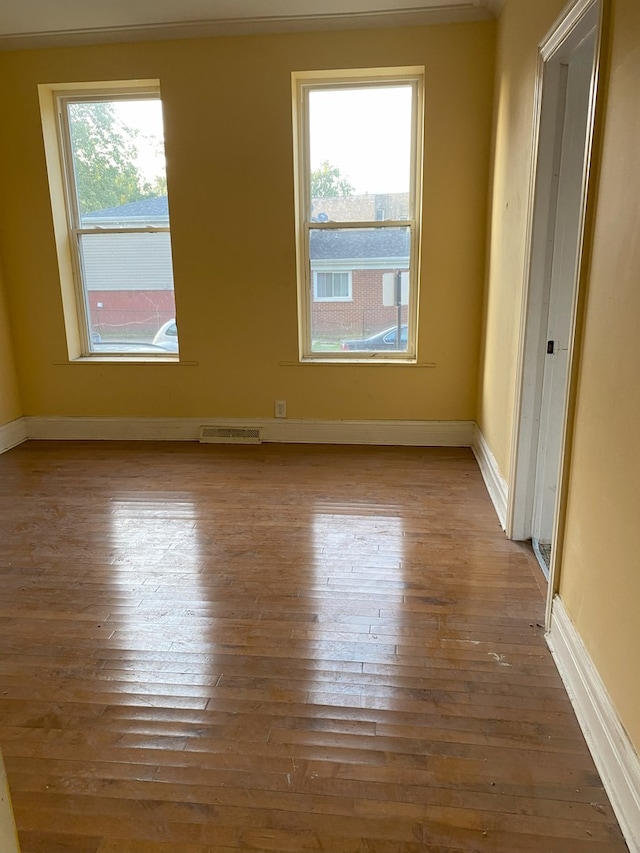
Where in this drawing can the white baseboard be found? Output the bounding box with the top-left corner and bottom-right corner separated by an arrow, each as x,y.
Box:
0,417 -> 27,454
471,424 -> 508,529
0,748 -> 20,853
548,596 -> 640,853
22,416 -> 475,447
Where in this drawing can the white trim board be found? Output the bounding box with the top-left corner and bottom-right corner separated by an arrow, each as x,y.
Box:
0,418 -> 27,454
471,425 -> 508,529
507,0 -> 602,545
548,597 -> 640,853
0,749 -> 20,853
21,416 -> 475,447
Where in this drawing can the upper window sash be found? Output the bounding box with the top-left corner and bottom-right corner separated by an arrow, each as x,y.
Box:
57,91 -> 170,233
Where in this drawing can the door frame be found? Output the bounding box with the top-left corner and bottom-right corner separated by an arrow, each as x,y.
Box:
505,0 -> 603,618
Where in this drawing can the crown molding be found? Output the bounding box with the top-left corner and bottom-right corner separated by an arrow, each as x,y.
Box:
0,4 -> 496,52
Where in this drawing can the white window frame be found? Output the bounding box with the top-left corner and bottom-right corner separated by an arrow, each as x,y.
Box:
313,270 -> 353,302
292,67 -> 424,362
40,80 -> 177,361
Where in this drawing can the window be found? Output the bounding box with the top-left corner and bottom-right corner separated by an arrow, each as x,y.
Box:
292,67 -> 424,360
313,271 -> 352,301
46,82 -> 178,357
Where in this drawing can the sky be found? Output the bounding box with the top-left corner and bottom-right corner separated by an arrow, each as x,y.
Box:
111,86 -> 414,195
113,98 -> 167,183
309,85 -> 413,195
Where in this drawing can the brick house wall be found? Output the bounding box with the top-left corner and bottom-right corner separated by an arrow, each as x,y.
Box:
311,269 -> 408,340
88,291 -> 176,339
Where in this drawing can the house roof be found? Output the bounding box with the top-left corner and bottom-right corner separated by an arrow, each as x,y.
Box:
83,195 -> 169,221
310,227 -> 410,260
85,195 -> 410,259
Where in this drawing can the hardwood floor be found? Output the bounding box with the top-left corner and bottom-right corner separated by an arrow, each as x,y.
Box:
0,441 -> 628,853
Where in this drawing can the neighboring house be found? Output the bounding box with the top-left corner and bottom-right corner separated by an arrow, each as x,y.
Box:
311,192 -> 409,223
84,194 -> 410,341
309,226 -> 409,339
82,196 -> 175,337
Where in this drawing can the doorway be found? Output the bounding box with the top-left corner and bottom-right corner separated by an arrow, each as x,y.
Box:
507,0 -> 602,585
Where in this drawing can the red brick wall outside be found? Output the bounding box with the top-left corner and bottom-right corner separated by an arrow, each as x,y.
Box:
88,291 -> 176,340
87,268 -> 404,344
311,269 -> 408,341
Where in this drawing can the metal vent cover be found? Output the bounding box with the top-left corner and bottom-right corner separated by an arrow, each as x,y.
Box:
199,425 -> 262,444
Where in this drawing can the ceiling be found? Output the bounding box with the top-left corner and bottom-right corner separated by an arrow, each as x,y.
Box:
0,0 -> 505,51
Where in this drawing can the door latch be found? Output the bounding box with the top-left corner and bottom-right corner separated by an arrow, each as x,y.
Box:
547,340 -> 555,354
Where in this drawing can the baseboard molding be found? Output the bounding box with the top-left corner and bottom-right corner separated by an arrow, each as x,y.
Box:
471,424 -> 508,529
22,416 -> 475,447
0,748 -> 20,853
0,417 -> 27,454
548,597 -> 640,853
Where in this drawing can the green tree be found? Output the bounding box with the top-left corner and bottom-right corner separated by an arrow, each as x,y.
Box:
68,102 -> 159,214
310,161 -> 355,198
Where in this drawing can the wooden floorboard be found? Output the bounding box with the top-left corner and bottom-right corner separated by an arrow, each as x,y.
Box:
0,441 -> 629,852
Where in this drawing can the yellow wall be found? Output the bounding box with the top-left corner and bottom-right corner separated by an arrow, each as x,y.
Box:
477,0 -> 565,474
480,0 -> 640,753
0,263 -> 22,427
0,23 -> 494,420
559,0 -> 640,750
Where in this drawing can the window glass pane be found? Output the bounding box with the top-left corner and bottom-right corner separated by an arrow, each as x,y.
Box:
335,273 -> 349,298
309,227 -> 410,353
308,85 -> 412,223
79,232 -> 177,354
316,272 -> 332,299
68,99 -> 169,229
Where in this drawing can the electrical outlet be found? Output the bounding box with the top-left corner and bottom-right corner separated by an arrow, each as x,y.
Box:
275,400 -> 287,418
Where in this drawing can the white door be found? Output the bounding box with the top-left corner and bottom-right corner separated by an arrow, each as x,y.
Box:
531,30 -> 596,574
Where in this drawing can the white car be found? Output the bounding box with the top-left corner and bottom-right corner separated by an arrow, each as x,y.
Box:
153,319 -> 179,352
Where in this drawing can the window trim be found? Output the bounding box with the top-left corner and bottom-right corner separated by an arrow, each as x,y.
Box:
38,79 -> 178,362
292,66 -> 424,362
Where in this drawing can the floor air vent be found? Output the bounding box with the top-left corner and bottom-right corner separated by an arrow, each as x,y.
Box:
199,425 -> 262,444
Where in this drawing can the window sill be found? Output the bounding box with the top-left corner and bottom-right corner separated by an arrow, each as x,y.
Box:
54,357 -> 199,366
280,359 -> 435,367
